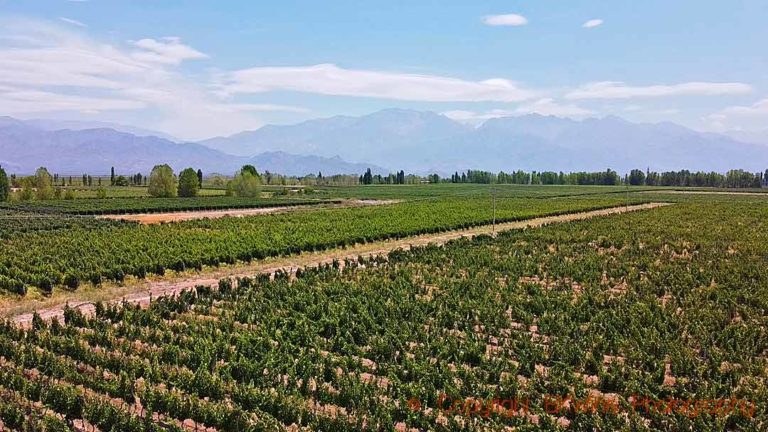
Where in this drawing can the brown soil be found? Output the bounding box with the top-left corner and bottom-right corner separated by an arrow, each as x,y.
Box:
641,190 -> 768,196
98,199 -> 401,225
7,202 -> 668,326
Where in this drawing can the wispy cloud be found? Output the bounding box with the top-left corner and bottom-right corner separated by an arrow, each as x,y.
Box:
514,98 -> 594,117
582,19 -> 603,29
442,109 -> 515,123
0,17 -> 286,139
131,37 -> 208,65
707,98 -> 768,131
58,17 -> 87,28
565,81 -> 752,100
482,14 -> 528,27
443,99 -> 592,124
218,63 -> 537,102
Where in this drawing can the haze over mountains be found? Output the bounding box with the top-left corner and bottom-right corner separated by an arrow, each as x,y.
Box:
201,109 -> 768,174
0,117 -> 384,176
1,110 -> 767,176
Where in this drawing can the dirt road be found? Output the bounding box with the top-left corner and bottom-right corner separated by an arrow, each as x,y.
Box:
641,190 -> 768,196
98,199 -> 401,224
8,202 -> 668,326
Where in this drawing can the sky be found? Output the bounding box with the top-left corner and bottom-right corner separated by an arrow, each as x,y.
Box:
0,0 -> 766,140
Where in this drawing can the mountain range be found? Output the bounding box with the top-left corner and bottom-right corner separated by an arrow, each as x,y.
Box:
2,110 -> 767,176
201,109 -> 768,174
0,117 -> 384,176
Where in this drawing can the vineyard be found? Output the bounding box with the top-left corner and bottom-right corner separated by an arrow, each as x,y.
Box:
0,195 -> 647,296
0,197 -> 334,216
0,195 -> 764,431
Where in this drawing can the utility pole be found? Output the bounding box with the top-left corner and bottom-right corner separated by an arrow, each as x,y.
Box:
492,184 -> 497,235
625,174 -> 629,211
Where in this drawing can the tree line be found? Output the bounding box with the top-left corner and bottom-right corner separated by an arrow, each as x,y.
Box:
629,168 -> 767,188
0,164 -> 263,201
439,168 -> 768,188
2,164 -> 767,203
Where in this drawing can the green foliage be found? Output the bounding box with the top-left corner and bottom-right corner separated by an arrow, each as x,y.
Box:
229,168 -> 262,198
240,164 -> 260,178
148,164 -> 177,198
2,196 -> 329,215
0,196 -> 766,431
0,196 -> 644,293
178,168 -> 200,198
34,167 -> 54,200
0,166 -> 9,202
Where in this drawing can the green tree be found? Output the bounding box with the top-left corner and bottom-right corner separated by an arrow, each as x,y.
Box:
178,168 -> 200,197
240,164 -> 260,178
362,168 -> 373,185
229,165 -> 262,197
34,167 -> 54,200
0,166 -> 9,202
147,164 -> 177,198
628,169 -> 646,186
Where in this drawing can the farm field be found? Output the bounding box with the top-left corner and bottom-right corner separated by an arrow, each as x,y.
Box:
0,196 -> 332,216
0,190 -> 649,297
0,193 -> 764,431
97,199 -> 401,225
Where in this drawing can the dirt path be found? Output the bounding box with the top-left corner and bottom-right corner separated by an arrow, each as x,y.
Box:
8,202 -> 668,326
640,190 -> 768,196
98,199 -> 401,224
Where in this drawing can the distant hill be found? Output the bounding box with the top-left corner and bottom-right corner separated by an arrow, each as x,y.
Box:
249,152 -> 386,177
21,118 -> 180,141
722,129 -> 768,146
2,112 -> 767,176
0,117 -> 383,176
200,108 -> 473,167
200,110 -> 768,174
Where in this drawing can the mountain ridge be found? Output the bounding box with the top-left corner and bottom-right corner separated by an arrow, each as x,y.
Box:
2,111 -> 767,176
0,118 -> 385,176
199,110 -> 768,174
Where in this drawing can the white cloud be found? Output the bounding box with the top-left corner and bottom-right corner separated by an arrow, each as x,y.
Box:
58,17 -> 87,28
219,63 -> 536,102
707,98 -> 768,131
566,81 -> 752,99
0,18 -> 274,139
483,14 -> 528,27
0,86 -> 143,113
443,99 -> 592,124
442,109 -> 515,123
131,37 -> 208,65
514,98 -> 594,117
226,103 -> 310,113
582,19 -> 603,29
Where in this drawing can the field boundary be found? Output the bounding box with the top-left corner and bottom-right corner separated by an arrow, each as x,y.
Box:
97,199 -> 401,224
6,202 -> 670,325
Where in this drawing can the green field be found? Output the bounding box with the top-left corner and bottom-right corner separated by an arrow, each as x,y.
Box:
0,184 -> 766,432
1,196 -> 335,215
0,192 -> 647,295
0,193 -> 765,431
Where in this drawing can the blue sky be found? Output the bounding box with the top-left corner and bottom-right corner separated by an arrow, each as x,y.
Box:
0,0 -> 766,139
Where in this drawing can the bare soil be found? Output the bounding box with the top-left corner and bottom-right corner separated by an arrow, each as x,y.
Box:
641,190 -> 768,196
6,202 -> 668,326
98,199 -> 401,224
